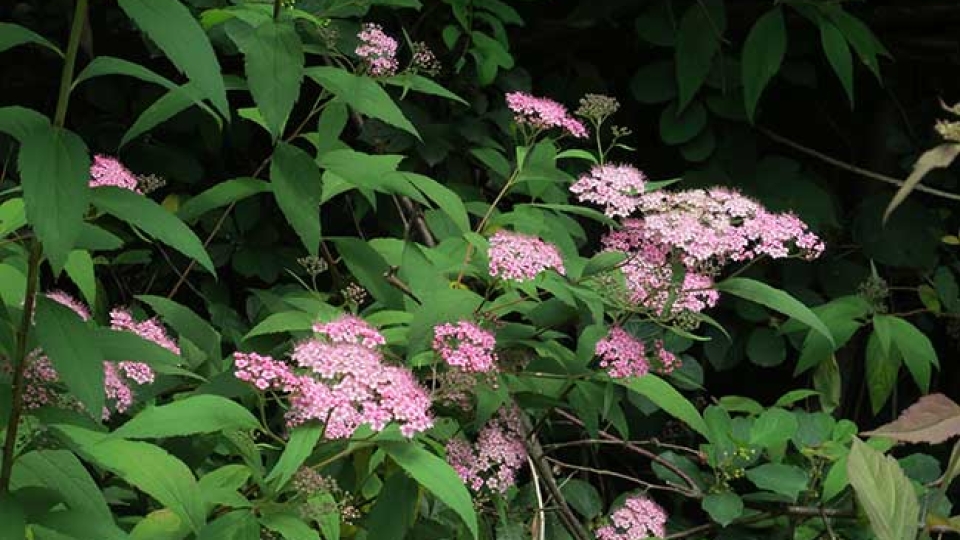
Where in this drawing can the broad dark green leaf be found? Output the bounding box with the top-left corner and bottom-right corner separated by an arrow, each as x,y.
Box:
750,407 -> 797,448
114,395 -> 259,439
402,172 -> 470,233
819,19 -> 854,106
271,142 -> 323,256
560,479 -> 602,519
178,178 -> 271,223
614,375 -> 709,437
265,424 -> 322,491
384,442 -> 479,540
118,0 -> 229,116
305,66 -> 419,137
95,327 -> 199,381
91,187 -> 215,274
383,73 -> 468,104
365,472 -> 418,540
10,450 -> 112,520
866,330 -> 900,414
0,22 -> 63,56
64,250 -> 96,308
18,125 -> 90,272
129,509 -> 191,540
701,492 -> 742,526
244,311 -> 317,340
35,509 -> 128,540
197,510 -> 259,540
741,8 -> 786,121
331,237 -> 403,307
675,0 -> 725,110
0,106 -> 49,141
232,21 -> 304,140
659,100 -> 707,145
34,296 -> 103,416
137,295 -> 221,362
122,83 -> 201,147
745,463 -> 808,501
716,278 -> 834,346
54,424 -> 206,532
873,315 -> 938,393
847,438 -> 919,540
260,512 -> 321,540
0,492 -> 25,540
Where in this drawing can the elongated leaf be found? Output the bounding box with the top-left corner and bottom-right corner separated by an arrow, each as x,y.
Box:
137,295 -> 221,362
402,172 -> 470,233
114,395 -> 259,439
34,296 -> 103,416
122,83 -> 201,147
129,509 -> 190,540
741,8 -> 786,122
64,250 -> 96,307
265,424 -> 322,491
118,0 -> 229,116
675,0 -> 724,111
35,509 -> 127,540
382,73 -> 467,104
716,277 -> 834,346
197,510 -> 258,539
866,330 -> 899,414
701,492 -> 742,526
331,237 -> 403,307
863,394 -> 960,444
820,19 -> 854,106
0,106 -> 49,141
873,315 -> 938,392
10,449 -> 112,520
260,513 -> 321,540
271,142 -> 322,256
18,125 -> 90,272
384,442 -> 479,540
847,438 -> 919,540
96,328 -> 194,380
0,22 -> 63,56
91,187 -> 215,273
54,424 -> 206,532
178,178 -> 270,223
614,375 -> 709,437
884,143 -> 960,223
233,21 -> 304,140
745,463 -> 808,501
244,311 -> 315,340
305,66 -> 419,137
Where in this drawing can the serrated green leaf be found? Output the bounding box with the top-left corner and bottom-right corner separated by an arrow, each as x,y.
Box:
113,395 -> 259,439
178,178 -> 270,223
305,66 -> 419,137
64,250 -> 96,307
847,438 -> 920,540
746,463 -> 808,501
750,407 -> 797,448
265,424 -> 322,491
136,295 -> 221,363
613,375 -> 708,437
716,278 -> 834,346
0,106 -> 49,142
271,142 -> 322,256
34,296 -> 103,416
10,449 -> 112,521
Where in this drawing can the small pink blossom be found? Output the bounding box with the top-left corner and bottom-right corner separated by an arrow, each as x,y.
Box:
595,327 -> 649,379
355,23 -> 398,77
595,495 -> 668,540
505,92 -> 588,138
571,164 -> 647,217
488,230 -> 565,282
89,155 -> 141,192
433,321 -> 497,373
447,406 -> 527,494
313,315 -> 386,349
46,290 -> 91,321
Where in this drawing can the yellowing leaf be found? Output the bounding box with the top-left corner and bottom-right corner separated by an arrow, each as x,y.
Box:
863,393 -> 960,444
884,143 -> 960,223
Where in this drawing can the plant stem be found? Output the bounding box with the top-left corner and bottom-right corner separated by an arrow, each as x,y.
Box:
0,0 -> 87,493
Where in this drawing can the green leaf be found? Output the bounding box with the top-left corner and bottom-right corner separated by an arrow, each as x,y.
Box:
64,250 -> 96,307
0,492 -> 25,540
659,100 -> 707,145
129,509 -> 191,540
0,22 -> 63,56
630,61 -> 677,104
305,66 -> 419,137
873,315 -> 938,393
118,0 -> 229,116
91,187 -> 215,274
560,479 -> 602,519
365,472 -> 417,540
18,125 -> 90,272
331,237 -> 403,307
614,375 -> 709,437
866,330 -> 899,414
746,327 -> 786,367
383,73 -> 468,104
178,178 -> 270,223
716,278 -> 834,346
232,21 -> 304,140
197,510 -> 259,540
54,424 -> 206,532
34,296 -> 103,416
675,0 -> 725,110
10,449 -> 112,520
819,19 -> 854,106
96,327 -> 195,380
260,513 -> 321,540
137,295 -> 221,363
750,407 -> 798,448
847,438 -> 920,540
244,311 -> 316,340
745,463 -> 808,501
826,9 -> 887,81
0,106 -> 49,142
774,389 -> 819,408
34,509 -> 128,540
701,492 -> 742,526
265,424 -> 322,491
271,142 -> 322,256
114,395 -> 259,439
383,442 -> 479,540
122,83 -> 203,147
402,172 -> 470,233
741,8 -> 786,122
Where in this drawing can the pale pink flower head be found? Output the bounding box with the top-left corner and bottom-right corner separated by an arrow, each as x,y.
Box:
432,321 -> 497,373
595,327 -> 649,379
355,23 -> 398,77
46,290 -> 91,321
505,92 -> 588,138
446,406 -> 527,494
89,155 -> 141,192
110,308 -> 179,356
571,164 -> 647,218
313,315 -> 386,349
595,495 -> 668,540
488,230 -> 566,282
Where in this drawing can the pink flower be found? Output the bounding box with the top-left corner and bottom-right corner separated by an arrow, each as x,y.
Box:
110,308 -> 180,356
488,230 -> 565,282
313,315 -> 386,349
595,495 -> 668,540
446,406 -> 527,493
433,321 -> 497,373
355,23 -> 398,77
571,164 -> 647,217
652,341 -> 681,375
505,92 -> 588,138
46,290 -> 91,320
595,327 -> 649,379
89,155 -> 141,192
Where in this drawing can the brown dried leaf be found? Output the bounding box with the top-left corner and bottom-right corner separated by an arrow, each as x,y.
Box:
863,393 -> 960,444
883,143 -> 960,223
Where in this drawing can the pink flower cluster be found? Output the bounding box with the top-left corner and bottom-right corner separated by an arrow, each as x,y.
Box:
571,164 -> 647,218
89,155 -> 140,192
505,92 -> 588,138
355,23 -> 398,77
447,406 -> 527,494
595,495 -> 668,540
433,321 -> 497,373
11,293 -> 169,419
488,230 -> 565,282
233,315 -> 433,438
595,327 -> 680,379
